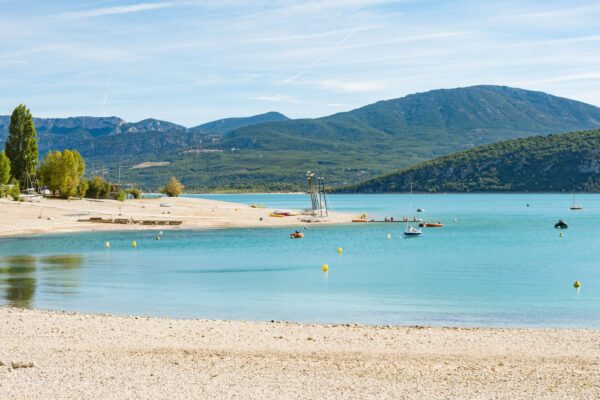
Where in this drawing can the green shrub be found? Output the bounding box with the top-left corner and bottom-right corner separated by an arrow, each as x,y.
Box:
11,183 -> 20,201
116,189 -> 126,201
160,177 -> 184,197
126,188 -> 141,199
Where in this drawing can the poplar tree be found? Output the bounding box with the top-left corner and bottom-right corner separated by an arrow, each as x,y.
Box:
38,150 -> 85,198
5,104 -> 38,187
0,150 -> 10,197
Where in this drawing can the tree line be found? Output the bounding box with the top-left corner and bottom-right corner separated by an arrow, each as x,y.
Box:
1,105 -> 184,199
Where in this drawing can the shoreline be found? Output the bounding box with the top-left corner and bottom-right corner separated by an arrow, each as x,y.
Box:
1,306 -> 599,398
0,196 -> 354,238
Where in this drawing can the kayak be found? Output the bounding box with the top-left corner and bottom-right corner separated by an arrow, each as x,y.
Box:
290,232 -> 304,239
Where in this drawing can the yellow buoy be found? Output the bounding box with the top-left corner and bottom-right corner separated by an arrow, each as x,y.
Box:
574,280 -> 581,288
105,242 -> 110,248
156,236 -> 160,240
387,234 -> 391,239
322,264 -> 328,272
132,241 -> 137,247
337,248 -> 342,254
560,232 -> 563,237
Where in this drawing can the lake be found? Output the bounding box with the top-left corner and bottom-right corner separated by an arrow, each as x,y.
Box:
1,193 -> 599,328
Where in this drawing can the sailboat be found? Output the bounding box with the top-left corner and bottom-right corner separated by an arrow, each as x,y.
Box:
403,182 -> 422,237
570,192 -> 582,210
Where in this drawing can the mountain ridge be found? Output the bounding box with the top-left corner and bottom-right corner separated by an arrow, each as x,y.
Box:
333,129 -> 600,193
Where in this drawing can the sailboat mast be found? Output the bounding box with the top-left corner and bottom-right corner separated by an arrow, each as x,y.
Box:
407,181 -> 412,228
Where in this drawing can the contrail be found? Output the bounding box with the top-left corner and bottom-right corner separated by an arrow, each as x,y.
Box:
282,29 -> 359,84
101,71 -> 113,116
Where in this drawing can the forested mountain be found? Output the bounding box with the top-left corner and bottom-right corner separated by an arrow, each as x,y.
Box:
221,85 -> 600,153
334,129 -> 600,193
0,112 -> 288,158
188,112 -> 288,136
2,85 -> 600,191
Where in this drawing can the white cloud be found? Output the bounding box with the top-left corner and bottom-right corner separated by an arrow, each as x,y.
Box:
249,94 -> 302,103
316,80 -> 384,92
50,2 -> 172,19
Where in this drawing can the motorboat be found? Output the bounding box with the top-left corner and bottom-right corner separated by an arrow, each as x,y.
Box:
419,222 -> 444,227
554,219 -> 568,229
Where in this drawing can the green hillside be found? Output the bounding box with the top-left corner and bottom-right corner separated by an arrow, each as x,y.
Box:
334,129 -> 600,193
188,112 -> 288,136
221,85 -> 600,154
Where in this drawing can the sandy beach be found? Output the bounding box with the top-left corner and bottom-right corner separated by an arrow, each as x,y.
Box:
0,307 -> 597,399
0,196 -> 353,237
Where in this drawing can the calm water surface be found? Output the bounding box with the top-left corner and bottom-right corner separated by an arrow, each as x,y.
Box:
1,194 -> 599,328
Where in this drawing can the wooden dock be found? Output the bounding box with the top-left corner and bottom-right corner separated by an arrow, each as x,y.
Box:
78,217 -> 183,226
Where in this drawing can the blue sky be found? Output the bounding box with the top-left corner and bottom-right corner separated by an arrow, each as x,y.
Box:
1,0 -> 599,126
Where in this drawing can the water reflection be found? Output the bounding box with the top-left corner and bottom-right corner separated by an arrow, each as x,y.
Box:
0,254 -> 85,307
39,254 -> 84,294
0,255 -> 36,308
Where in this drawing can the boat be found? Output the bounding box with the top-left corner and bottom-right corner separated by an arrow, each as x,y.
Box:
290,232 -> 304,239
403,182 -> 422,237
419,222 -> 444,227
270,213 -> 285,217
271,210 -> 298,217
417,208 -> 424,213
404,225 -> 422,237
554,219 -> 568,229
570,193 -> 582,210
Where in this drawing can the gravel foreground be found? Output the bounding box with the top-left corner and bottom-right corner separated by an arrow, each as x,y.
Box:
1,307 -> 599,399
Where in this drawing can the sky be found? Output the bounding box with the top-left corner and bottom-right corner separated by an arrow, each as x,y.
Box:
1,0 -> 599,127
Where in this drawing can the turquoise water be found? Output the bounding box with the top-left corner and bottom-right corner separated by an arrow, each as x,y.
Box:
1,194 -> 599,328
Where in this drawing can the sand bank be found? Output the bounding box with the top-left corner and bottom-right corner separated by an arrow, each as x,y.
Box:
0,196 -> 353,237
0,307 -> 598,399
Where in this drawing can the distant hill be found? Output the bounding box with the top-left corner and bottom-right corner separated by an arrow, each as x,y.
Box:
0,112 -> 286,157
221,85 -> 600,154
189,112 -> 288,136
334,129 -> 600,193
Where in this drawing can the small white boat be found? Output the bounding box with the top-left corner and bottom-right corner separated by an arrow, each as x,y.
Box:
570,193 -> 582,210
403,182 -> 422,237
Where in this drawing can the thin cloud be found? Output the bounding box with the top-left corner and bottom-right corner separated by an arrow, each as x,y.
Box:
50,2 -> 172,19
510,72 -> 600,86
249,94 -> 302,103
317,80 -> 384,92
513,4 -> 600,19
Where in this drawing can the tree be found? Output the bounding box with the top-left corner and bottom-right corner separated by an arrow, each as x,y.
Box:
77,179 -> 89,198
37,150 -> 85,199
160,177 -> 184,197
116,189 -> 126,201
0,151 -> 10,197
86,176 -> 111,199
5,105 -> 38,187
